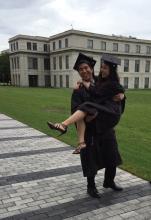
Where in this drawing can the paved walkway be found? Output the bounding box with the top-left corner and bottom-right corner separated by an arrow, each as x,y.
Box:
0,113 -> 150,220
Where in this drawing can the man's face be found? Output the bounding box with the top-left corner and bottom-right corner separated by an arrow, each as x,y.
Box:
78,63 -> 93,81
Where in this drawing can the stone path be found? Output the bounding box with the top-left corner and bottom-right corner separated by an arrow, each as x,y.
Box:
0,113 -> 150,220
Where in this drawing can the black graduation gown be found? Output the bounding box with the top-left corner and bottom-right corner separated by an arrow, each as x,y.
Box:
77,80 -> 125,133
71,84 -> 123,177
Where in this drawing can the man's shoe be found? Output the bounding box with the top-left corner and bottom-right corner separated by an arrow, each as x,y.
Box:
87,187 -> 101,198
103,182 -> 123,191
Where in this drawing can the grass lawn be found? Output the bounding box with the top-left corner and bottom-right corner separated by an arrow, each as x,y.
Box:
0,86 -> 151,181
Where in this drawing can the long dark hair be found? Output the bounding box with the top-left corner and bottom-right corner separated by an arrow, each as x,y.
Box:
98,61 -> 120,83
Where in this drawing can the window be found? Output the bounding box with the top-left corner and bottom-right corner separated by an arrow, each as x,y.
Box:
11,58 -> 14,69
53,57 -> 56,70
124,77 -> 128,89
12,74 -> 15,84
45,75 -> 50,87
59,56 -> 62,69
11,44 -> 13,51
44,44 -> 48,52
53,42 -> 56,50
113,43 -> 118,52
15,75 -> 17,85
136,45 -> 141,53
146,46 -> 151,54
59,40 -> 62,49
145,60 -> 150,72
101,41 -> 106,51
13,43 -> 16,51
65,55 -> 69,69
16,42 -> 18,50
28,57 -> 38,69
59,75 -> 63,87
17,57 -> 19,69
125,44 -> 130,53
18,74 -> 20,86
134,77 -> 139,88
44,58 -> 50,70
14,57 -> 16,69
144,77 -> 149,88
124,59 -> 129,72
87,39 -> 93,49
33,43 -> 37,51
66,75 -> 69,88
135,60 -> 140,72
54,75 -> 57,87
27,42 -> 31,50
65,38 -> 68,47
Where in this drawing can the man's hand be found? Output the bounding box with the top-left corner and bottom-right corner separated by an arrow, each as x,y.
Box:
113,93 -> 125,102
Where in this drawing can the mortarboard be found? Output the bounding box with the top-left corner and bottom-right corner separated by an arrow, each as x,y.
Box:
101,54 -> 121,66
73,53 -> 96,71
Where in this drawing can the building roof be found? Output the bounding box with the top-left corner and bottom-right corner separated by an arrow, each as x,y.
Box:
49,29 -> 151,44
9,35 -> 49,43
8,29 -> 151,45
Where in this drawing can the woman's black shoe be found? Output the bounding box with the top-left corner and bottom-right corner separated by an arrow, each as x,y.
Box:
103,182 -> 123,191
47,122 -> 67,136
87,187 -> 101,198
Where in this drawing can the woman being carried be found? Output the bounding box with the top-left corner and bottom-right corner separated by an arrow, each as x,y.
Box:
47,54 -> 125,154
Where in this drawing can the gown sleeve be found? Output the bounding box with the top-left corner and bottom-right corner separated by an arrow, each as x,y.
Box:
71,89 -> 84,114
87,81 -> 125,104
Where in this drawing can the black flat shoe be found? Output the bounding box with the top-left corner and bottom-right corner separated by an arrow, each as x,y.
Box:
47,122 -> 67,136
87,187 -> 101,198
103,182 -> 123,191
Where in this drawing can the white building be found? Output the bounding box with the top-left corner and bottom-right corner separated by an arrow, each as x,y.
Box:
1,49 -> 10,54
9,29 -> 151,89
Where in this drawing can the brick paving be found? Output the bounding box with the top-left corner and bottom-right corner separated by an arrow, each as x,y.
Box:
0,113 -> 150,220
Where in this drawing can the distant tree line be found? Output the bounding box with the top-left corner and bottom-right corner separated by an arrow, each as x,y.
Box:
0,53 -> 11,84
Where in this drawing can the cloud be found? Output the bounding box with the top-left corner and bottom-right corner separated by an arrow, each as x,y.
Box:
0,0 -> 151,51
0,0 -> 50,9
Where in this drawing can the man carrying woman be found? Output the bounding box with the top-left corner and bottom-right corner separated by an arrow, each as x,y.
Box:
48,53 -> 126,198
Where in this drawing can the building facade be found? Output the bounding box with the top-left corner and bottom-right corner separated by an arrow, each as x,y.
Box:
9,29 -> 151,89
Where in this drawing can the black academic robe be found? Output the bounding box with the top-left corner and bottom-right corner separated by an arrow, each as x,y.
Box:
77,79 -> 125,133
71,83 -> 123,177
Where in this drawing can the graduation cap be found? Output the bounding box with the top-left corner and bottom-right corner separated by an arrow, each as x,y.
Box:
73,53 -> 96,71
101,54 -> 121,66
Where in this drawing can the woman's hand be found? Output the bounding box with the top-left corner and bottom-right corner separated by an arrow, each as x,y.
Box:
74,80 -> 91,90
74,80 -> 83,90
113,93 -> 125,102
82,81 -> 91,89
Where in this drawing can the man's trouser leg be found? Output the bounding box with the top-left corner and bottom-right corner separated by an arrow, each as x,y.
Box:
104,166 -> 116,185
87,176 -> 100,198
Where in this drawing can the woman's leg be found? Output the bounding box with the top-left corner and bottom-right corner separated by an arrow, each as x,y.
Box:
76,120 -> 86,144
62,110 -> 86,127
47,110 -> 87,136
72,120 -> 86,154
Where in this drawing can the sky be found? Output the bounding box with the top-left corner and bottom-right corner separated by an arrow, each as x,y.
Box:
0,0 -> 151,51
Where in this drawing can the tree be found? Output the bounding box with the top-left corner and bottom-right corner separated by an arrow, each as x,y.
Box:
0,53 -> 11,84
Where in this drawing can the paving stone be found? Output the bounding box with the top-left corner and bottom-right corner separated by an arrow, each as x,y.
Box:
0,113 -> 150,220
120,211 -> 141,218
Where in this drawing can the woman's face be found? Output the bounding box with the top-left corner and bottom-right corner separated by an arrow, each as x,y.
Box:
78,63 -> 93,81
100,63 -> 110,78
